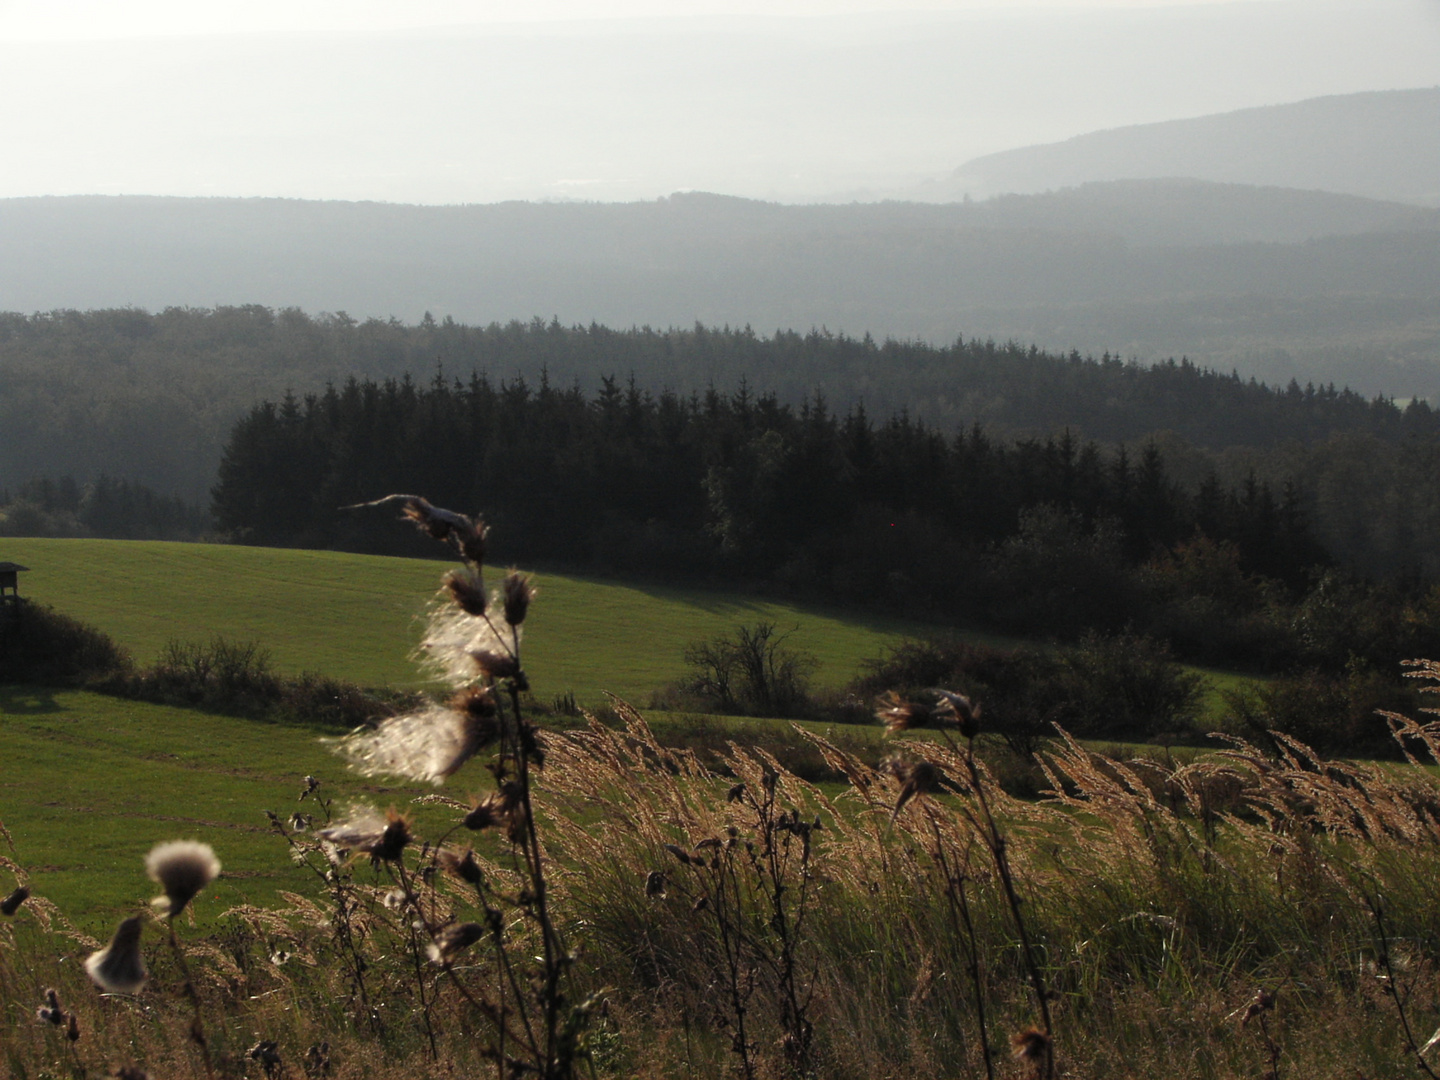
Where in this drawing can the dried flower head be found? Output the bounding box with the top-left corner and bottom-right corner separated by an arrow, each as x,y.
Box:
1241,988 -> 1277,1027
438,847 -> 485,886
934,689 -> 981,739
501,571 -> 536,627
248,1040 -> 283,1078
85,916 -> 148,995
330,704 -> 497,785
1,884 -> 29,916
443,568 -> 488,617
145,841 -> 221,918
884,757 -> 944,820
37,986 -> 66,1025
317,808 -> 411,863
1011,1027 -> 1051,1063
875,691 -> 931,732
427,921 -> 486,963
467,782 -> 531,843
419,604 -> 519,688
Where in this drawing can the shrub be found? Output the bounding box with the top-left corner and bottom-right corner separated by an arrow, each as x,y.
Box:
0,602 -> 132,684
677,622 -> 818,718
854,631 -> 1204,754
1220,661 -> 1420,756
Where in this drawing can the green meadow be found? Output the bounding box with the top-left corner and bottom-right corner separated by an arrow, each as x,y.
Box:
1,537 -> 968,703
0,537 -> 1260,925
0,686 -> 440,925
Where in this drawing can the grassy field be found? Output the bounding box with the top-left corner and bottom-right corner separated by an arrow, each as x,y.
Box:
0,686 -> 451,924
1,538 -> 976,704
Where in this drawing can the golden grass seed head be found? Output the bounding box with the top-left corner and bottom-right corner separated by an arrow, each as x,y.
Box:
84,916 -> 148,995
145,841 -> 221,919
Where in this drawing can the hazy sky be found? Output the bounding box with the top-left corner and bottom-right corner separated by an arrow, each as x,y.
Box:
1,0 -> 1437,203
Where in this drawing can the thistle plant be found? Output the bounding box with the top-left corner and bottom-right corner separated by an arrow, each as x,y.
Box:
329,494 -> 587,1080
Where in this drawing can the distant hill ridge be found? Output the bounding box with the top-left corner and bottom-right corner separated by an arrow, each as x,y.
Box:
936,88 -> 1440,206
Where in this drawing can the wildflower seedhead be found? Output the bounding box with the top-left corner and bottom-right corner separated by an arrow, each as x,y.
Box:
1,884 -> 29,916
501,570 -> 536,626
331,704 -> 496,785
1241,988 -> 1277,1027
439,847 -> 485,885
875,691 -> 936,733
443,568 -> 489,617
248,1040 -> 283,1079
1011,1027 -> 1051,1063
934,689 -> 981,739
884,756 -> 944,819
470,649 -> 523,682
84,916 -> 148,995
37,987 -> 66,1025
145,841 -> 221,918
317,808 -> 411,863
426,921 -> 486,963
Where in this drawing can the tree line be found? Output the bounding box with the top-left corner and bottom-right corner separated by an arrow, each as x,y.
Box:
4,305 -> 1438,503
212,372 -> 1440,675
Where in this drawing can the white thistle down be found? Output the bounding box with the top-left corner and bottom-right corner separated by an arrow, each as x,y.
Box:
329,704 -> 493,785
145,841 -> 221,918
84,916 -> 148,994
418,600 -> 519,688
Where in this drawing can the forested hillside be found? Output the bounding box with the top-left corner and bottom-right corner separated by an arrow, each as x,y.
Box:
4,182 -> 1438,401
3,306 -> 1438,506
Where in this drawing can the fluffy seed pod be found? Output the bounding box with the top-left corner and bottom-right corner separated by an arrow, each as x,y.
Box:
85,917 -> 148,995
443,569 -> 488,617
1,885 -> 29,916
426,922 -> 486,963
145,841 -> 221,918
501,571 -> 536,627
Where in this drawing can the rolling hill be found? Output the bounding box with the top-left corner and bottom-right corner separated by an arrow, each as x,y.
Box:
933,88 -> 1440,206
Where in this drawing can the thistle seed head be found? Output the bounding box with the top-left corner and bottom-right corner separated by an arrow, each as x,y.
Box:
317,808 -> 411,863
329,704 -> 494,785
443,569 -> 489,616
439,847 -> 485,885
934,689 -> 981,739
875,691 -> 932,733
1,885 -> 29,916
84,916 -> 148,995
1010,1028 -> 1051,1063
426,922 -> 485,963
501,571 -> 536,627
145,841 -> 221,919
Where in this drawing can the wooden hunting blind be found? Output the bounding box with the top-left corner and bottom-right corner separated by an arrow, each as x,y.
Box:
0,561 -> 27,600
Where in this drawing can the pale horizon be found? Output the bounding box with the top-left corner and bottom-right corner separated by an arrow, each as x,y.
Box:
1,0 -> 1437,205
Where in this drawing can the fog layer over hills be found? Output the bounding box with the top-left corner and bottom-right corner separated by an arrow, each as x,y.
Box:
934,88 -> 1440,206
3,176 -> 1437,398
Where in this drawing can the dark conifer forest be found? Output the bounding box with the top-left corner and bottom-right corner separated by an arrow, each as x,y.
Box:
209,367 -> 1440,676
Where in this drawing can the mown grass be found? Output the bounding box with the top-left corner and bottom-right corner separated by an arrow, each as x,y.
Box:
0,686 -> 443,925
3,537 -> 1256,723
3,538 -> 966,703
